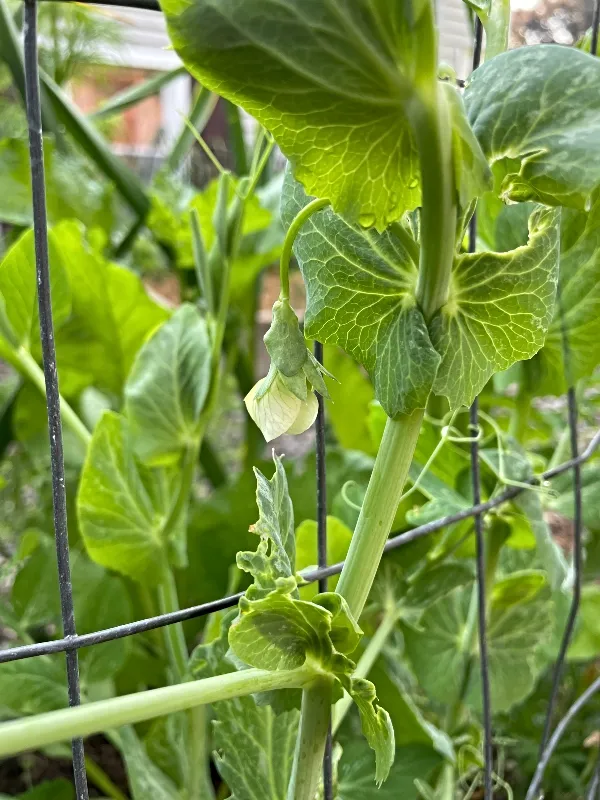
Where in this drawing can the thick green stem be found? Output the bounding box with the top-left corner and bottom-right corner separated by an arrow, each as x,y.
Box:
0,667 -> 313,759
336,410 -> 424,619
15,346 -> 91,448
412,86 -> 457,322
279,198 -> 330,301
332,606 -> 399,734
287,679 -> 334,800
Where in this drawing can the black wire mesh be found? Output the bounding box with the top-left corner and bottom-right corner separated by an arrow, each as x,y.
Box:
8,0 -> 600,798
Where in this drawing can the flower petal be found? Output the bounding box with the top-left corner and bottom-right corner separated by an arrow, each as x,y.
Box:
286,391 -> 318,435
244,376 -> 302,442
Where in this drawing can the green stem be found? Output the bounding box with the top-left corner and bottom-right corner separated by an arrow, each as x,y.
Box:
14,346 -> 91,447
332,606 -> 399,734
225,100 -> 249,175
157,567 -> 189,683
279,198 -> 330,301
84,756 -> 129,800
412,85 -> 457,322
336,410 -> 424,619
287,679 -> 334,800
0,667 -> 313,759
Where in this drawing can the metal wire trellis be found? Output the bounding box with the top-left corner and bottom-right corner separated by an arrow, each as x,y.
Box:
5,0 -> 600,798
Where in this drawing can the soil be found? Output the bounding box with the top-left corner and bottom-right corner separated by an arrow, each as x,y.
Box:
0,736 -> 130,797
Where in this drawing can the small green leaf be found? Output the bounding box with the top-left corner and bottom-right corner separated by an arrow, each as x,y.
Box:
404,562 -> 475,610
282,173 -> 439,417
490,570 -> 546,608
550,463 -> 600,531
568,584 -> 600,661
338,675 -> 395,785
77,411 -> 178,584
160,0 -> 436,230
125,304 -> 212,466
229,587 -> 334,672
465,45 -> 600,209
237,455 -> 296,599
405,582 -> 552,712
431,206 -> 560,408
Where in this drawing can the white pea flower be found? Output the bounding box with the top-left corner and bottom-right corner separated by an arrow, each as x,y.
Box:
244,298 -> 334,442
245,369 -> 319,442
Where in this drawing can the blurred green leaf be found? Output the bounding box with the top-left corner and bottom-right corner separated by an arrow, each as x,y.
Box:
0,780 -> 74,800
405,581 -> 552,713
338,741 -> 441,800
0,227 -> 70,354
91,67 -> 186,119
53,221 -> 169,395
125,304 -> 212,466
324,346 -> 375,455
296,516 -> 352,598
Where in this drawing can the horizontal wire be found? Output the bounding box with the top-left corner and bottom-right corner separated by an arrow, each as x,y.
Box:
1,427 -> 598,665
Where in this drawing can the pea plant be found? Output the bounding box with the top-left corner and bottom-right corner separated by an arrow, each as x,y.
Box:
1,0 -> 600,799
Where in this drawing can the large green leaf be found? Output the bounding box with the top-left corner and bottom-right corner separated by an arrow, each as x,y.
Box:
160,0 -> 437,230
465,45 -> 600,210
282,173 -> 439,416
191,614 -> 299,800
0,227 -> 70,353
77,411 -> 178,584
0,656 -> 68,715
531,195 -> 600,393
285,175 -> 559,414
404,580 -> 552,712
125,304 -> 212,466
52,221 -> 169,395
430,206 -> 560,408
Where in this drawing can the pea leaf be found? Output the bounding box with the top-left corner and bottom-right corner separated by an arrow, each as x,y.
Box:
404,581 -> 552,712
465,45 -> 600,209
52,221 -> 169,395
531,195 -> 600,393
125,304 -> 212,466
160,0 -> 436,230
0,227 -> 71,353
430,206 -> 560,408
0,656 -> 68,715
191,613 -> 299,800
236,454 -> 296,600
229,584 -> 394,781
282,172 -> 440,417
111,725 -> 179,800
77,411 -> 181,584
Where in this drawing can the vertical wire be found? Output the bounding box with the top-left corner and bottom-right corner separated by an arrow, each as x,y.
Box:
468,17 -> 493,800
23,2 -> 89,798
314,340 -> 333,800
